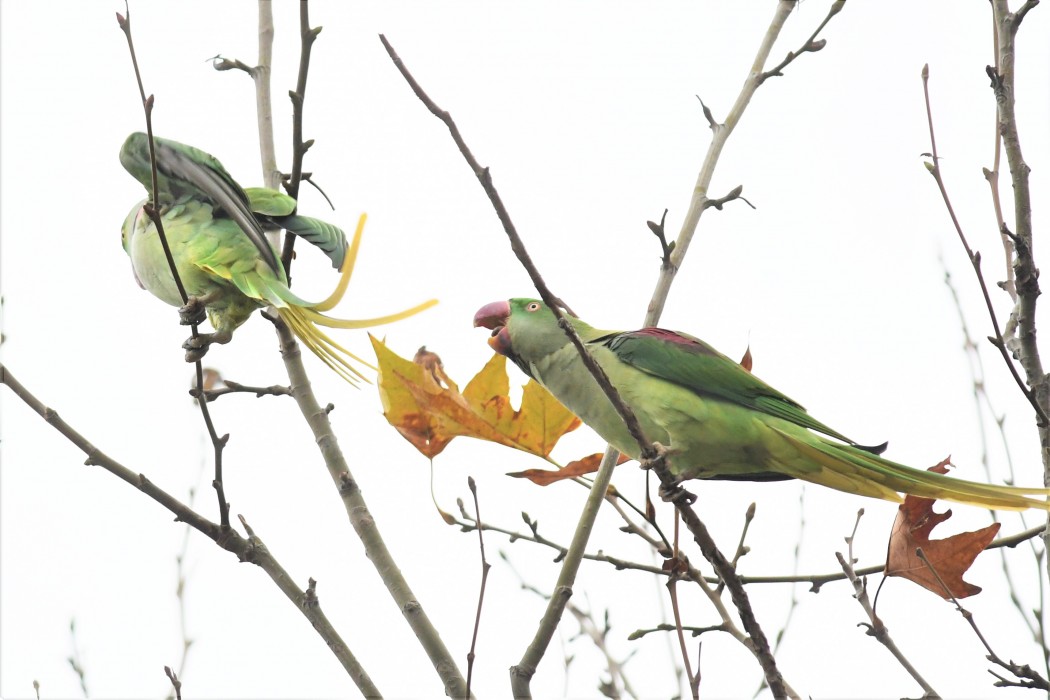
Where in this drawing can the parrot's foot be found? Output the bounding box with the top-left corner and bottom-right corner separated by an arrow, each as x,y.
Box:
179,297 -> 208,327
658,479 -> 697,506
183,330 -> 233,362
643,442 -> 698,506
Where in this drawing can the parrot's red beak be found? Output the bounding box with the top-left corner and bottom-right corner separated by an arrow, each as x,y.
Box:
473,300 -> 513,356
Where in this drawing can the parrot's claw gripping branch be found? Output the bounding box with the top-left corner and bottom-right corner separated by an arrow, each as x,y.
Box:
178,296 -> 208,327
183,331 -> 233,363
645,444 -> 698,506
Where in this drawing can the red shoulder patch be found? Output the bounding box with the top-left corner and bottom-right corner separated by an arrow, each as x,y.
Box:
630,328 -> 719,355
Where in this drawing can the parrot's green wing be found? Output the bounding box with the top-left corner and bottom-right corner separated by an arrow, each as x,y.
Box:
244,187 -> 347,269
120,132 -> 280,275
272,215 -> 347,269
244,187 -> 297,216
599,328 -> 864,446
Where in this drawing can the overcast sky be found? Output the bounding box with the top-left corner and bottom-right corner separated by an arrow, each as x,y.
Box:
2,2 -> 1049,698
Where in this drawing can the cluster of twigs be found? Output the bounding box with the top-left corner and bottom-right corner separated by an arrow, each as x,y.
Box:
0,1 -> 1045,698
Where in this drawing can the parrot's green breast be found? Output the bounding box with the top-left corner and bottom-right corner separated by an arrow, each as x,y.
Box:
124,197 -> 269,334
533,342 -> 807,481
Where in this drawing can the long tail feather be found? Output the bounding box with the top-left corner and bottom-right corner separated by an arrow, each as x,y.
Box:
277,306 -> 374,385
770,426 -> 1050,511
265,213 -> 437,384
303,299 -> 439,329
312,213 -> 366,312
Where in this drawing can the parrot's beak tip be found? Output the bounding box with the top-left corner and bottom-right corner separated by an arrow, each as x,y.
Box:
473,300 -> 510,330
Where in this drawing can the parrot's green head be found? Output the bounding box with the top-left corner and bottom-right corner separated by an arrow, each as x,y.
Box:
119,132 -> 157,193
474,298 -> 573,376
121,199 -> 148,254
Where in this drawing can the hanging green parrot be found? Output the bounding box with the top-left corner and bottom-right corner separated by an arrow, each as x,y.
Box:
474,298 -> 1050,511
120,132 -> 436,383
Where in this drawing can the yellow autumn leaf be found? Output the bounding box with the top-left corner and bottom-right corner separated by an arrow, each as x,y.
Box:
370,336 -> 580,460
371,336 -> 459,458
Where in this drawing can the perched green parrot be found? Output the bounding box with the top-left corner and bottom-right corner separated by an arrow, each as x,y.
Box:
474,298 -> 1050,511
120,132 -> 436,383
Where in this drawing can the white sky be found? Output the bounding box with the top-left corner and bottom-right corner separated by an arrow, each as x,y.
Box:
2,2 -> 1049,698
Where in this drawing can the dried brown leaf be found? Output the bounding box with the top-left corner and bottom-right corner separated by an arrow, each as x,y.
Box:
885,459 -> 1000,598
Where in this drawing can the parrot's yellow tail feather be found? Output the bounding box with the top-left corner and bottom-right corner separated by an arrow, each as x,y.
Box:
269,212 -> 438,385
277,306 -> 374,386
301,211 -> 438,328
303,299 -> 439,330
771,426 -> 1050,511
312,213 -> 366,312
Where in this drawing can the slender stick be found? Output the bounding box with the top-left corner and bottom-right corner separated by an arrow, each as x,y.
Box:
273,321 -> 467,698
281,0 -> 321,274
644,0 -> 842,326
116,6 -> 231,529
988,0 -> 1050,591
915,548 -> 1049,690
920,63 -> 1047,427
836,512 -> 939,698
255,0 -> 280,190
465,478 -> 490,700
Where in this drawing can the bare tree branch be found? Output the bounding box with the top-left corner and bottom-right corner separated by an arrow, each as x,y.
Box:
921,63 -> 1048,427
836,511 -> 939,698
272,320 -> 467,697
0,363 -> 381,698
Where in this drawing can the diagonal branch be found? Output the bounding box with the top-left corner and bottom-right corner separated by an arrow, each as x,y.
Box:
645,0 -> 846,326
758,0 -> 844,84
281,0 -> 322,275
0,363 -> 380,698
836,512 -> 938,697
920,63 -> 1048,427
272,319 -> 467,698
116,5 -> 232,529
380,31 -> 797,699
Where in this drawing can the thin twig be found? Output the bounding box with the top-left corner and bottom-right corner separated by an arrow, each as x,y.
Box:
645,0 -> 845,326
456,501 -> 1043,587
166,474 -> 202,699
921,63 -> 1048,428
942,263 -> 1046,658
628,623 -> 727,641
653,453 -> 796,699
466,477 -> 490,700
757,0 -> 844,84
667,518 -> 698,698
980,13 -> 1015,301
916,548 -> 1048,690
272,321 -> 466,697
67,618 -> 89,699
164,666 -> 183,700
0,363 -> 381,697
116,6 -> 232,529
281,0 -> 321,274
836,511 -> 940,698
715,502 -> 756,596
502,553 -> 639,699
200,380 -> 291,402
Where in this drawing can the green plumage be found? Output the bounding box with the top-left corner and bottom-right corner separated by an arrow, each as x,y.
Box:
474,298 -> 1050,511
119,132 -> 436,382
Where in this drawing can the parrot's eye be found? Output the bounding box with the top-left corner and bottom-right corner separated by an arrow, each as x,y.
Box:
526,302 -> 541,312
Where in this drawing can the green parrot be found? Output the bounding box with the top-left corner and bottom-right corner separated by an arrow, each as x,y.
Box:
474,298 -> 1050,511
120,132 -> 436,383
